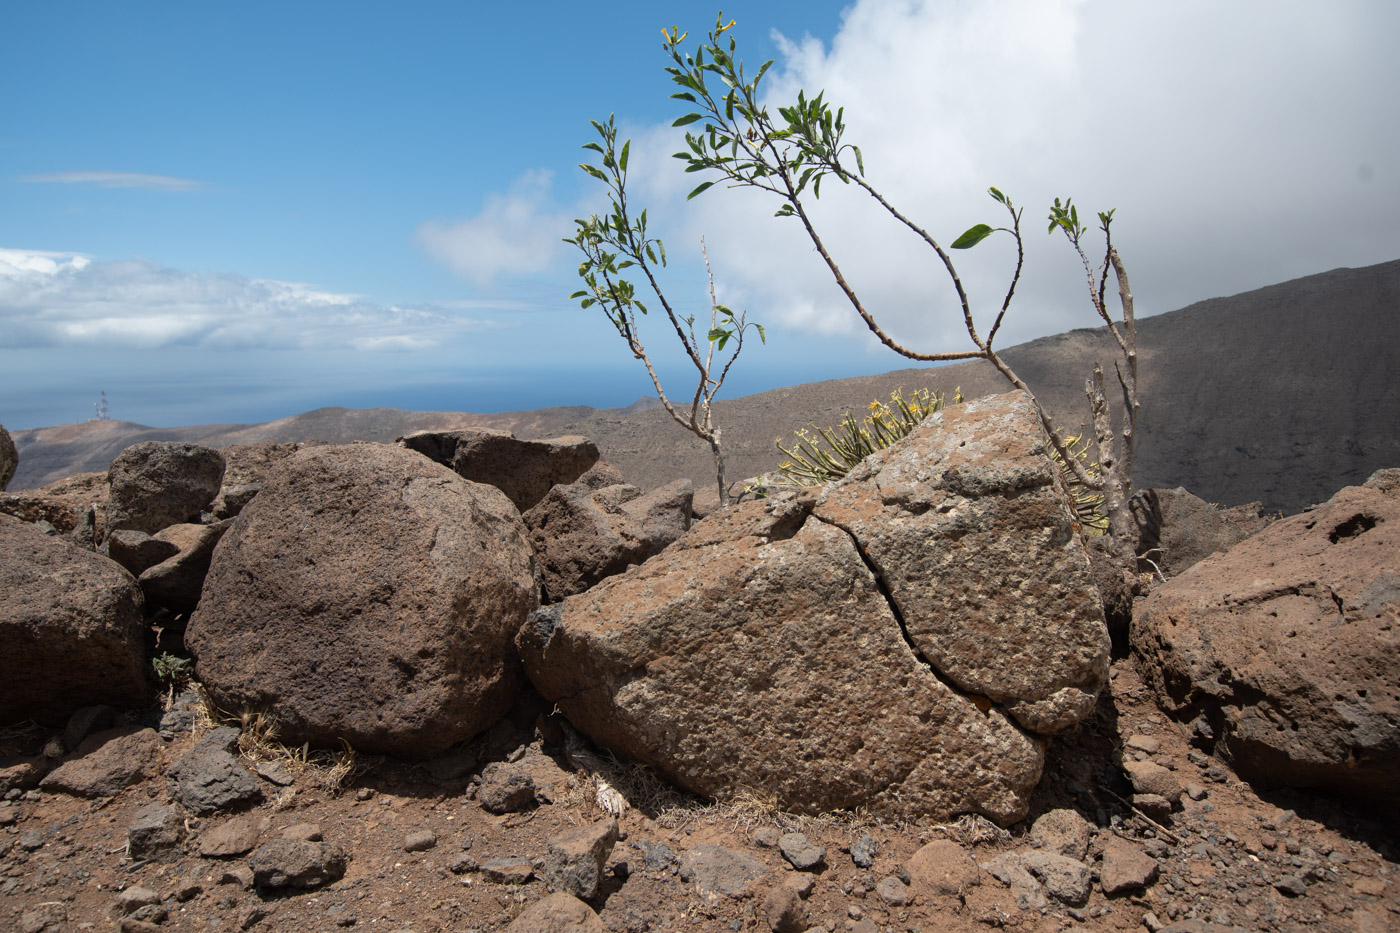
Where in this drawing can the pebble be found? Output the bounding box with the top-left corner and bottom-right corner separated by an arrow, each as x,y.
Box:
403,830 -> 438,852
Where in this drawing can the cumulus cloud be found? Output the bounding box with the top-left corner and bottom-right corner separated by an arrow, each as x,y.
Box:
19,171 -> 204,191
618,0 -> 1400,354
416,169 -> 575,287
0,249 -> 506,351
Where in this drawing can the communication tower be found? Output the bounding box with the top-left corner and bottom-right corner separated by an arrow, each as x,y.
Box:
90,391 -> 111,422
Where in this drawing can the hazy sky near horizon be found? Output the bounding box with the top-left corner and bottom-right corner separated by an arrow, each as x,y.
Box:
3,0 -> 1397,429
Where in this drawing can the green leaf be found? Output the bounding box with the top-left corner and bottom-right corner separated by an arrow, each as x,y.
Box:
988,186 -> 1006,204
852,145 -> 864,177
774,203 -> 795,218
707,327 -> 729,341
569,290 -> 588,299
579,164 -> 606,181
686,180 -> 716,200
619,140 -> 629,173
581,142 -> 604,154
756,323 -> 766,344
670,91 -> 697,102
950,223 -> 995,249
580,298 -> 595,308
673,112 -> 704,127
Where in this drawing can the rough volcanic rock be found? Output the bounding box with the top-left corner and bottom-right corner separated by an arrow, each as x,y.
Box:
541,819 -> 619,899
137,520 -> 231,613
166,726 -> 262,814
0,472 -> 109,539
185,442 -> 538,758
524,478 -> 693,602
0,423 -> 16,491
399,429 -> 600,513
38,726 -> 162,797
1130,486 -> 1263,578
811,391 -> 1110,734
519,391 -> 1105,824
519,495 -> 1045,825
0,514 -> 149,723
105,530 -> 181,577
106,442 -> 226,536
249,839 -> 347,890
1132,468 -> 1400,802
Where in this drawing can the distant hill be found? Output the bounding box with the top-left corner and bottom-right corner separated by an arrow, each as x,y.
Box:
10,260 -> 1399,514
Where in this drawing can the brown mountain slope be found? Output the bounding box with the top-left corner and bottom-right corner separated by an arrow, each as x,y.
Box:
10,260 -> 1398,513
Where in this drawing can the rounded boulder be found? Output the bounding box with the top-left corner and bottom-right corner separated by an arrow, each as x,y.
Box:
186,443 -> 539,757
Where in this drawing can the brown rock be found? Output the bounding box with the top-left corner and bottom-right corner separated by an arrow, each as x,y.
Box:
906,839 -> 980,897
1122,760 -> 1184,806
106,441 -> 225,536
399,429 -> 600,513
523,482 -> 652,602
678,844 -> 770,899
0,471 -> 109,538
127,803 -> 187,861
502,893 -> 607,932
762,879 -> 810,933
1099,837 -> 1160,895
0,514 -> 149,723
105,529 -> 180,577
520,496 -> 1043,824
199,812 -> 270,858
186,443 -> 538,758
541,819 -> 619,899
520,391 -> 1102,824
248,839 -> 347,890
812,391 -> 1109,734
137,520 -> 231,613
1132,471 -> 1400,801
39,726 -> 161,797
1029,808 -> 1093,860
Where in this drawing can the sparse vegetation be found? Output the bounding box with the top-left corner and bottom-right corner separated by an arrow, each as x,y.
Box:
566,113 -> 764,508
660,14 -> 1141,562
771,387 -> 963,487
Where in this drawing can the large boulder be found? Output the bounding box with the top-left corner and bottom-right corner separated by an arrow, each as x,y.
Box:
519,391 -> 1107,824
0,515 -> 149,723
106,442 -> 226,537
209,441 -> 311,519
0,423 -> 16,491
1132,468 -> 1400,802
399,430 -> 600,513
185,443 -> 539,758
524,478 -> 694,602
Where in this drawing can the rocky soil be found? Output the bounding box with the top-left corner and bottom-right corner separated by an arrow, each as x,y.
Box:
3,656 -> 1396,933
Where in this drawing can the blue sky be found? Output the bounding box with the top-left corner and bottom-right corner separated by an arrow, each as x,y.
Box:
3,1 -> 1398,429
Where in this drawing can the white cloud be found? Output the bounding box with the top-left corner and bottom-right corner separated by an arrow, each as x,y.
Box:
416,169 -> 574,287
0,249 -> 504,351
620,0 -> 1400,355
19,171 -> 203,191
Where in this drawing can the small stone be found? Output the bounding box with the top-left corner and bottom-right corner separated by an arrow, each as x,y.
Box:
249,839 -> 347,890
1133,793 -> 1174,820
875,875 -> 910,906
18,902 -> 66,933
477,763 -> 536,814
238,905 -> 268,930
482,856 -> 535,885
1123,760 -> 1183,804
1030,808 -> 1092,860
114,885 -> 162,915
355,788 -> 374,801
779,832 -> 825,871
403,830 -> 438,852
906,839 -> 979,897
448,855 -> 479,874
20,829 -> 43,851
1184,783 -> 1208,801
1126,735 -> 1161,754
127,803 -> 187,861
254,759 -> 294,786
1260,833 -> 1277,850
752,826 -> 781,848
1204,764 -> 1230,783
1099,837 -> 1160,896
1274,874 -> 1308,897
199,813 -> 269,858
542,819 -> 619,900
762,881 -> 810,933
850,834 -> 876,869
219,865 -> 256,888
280,822 -> 323,842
